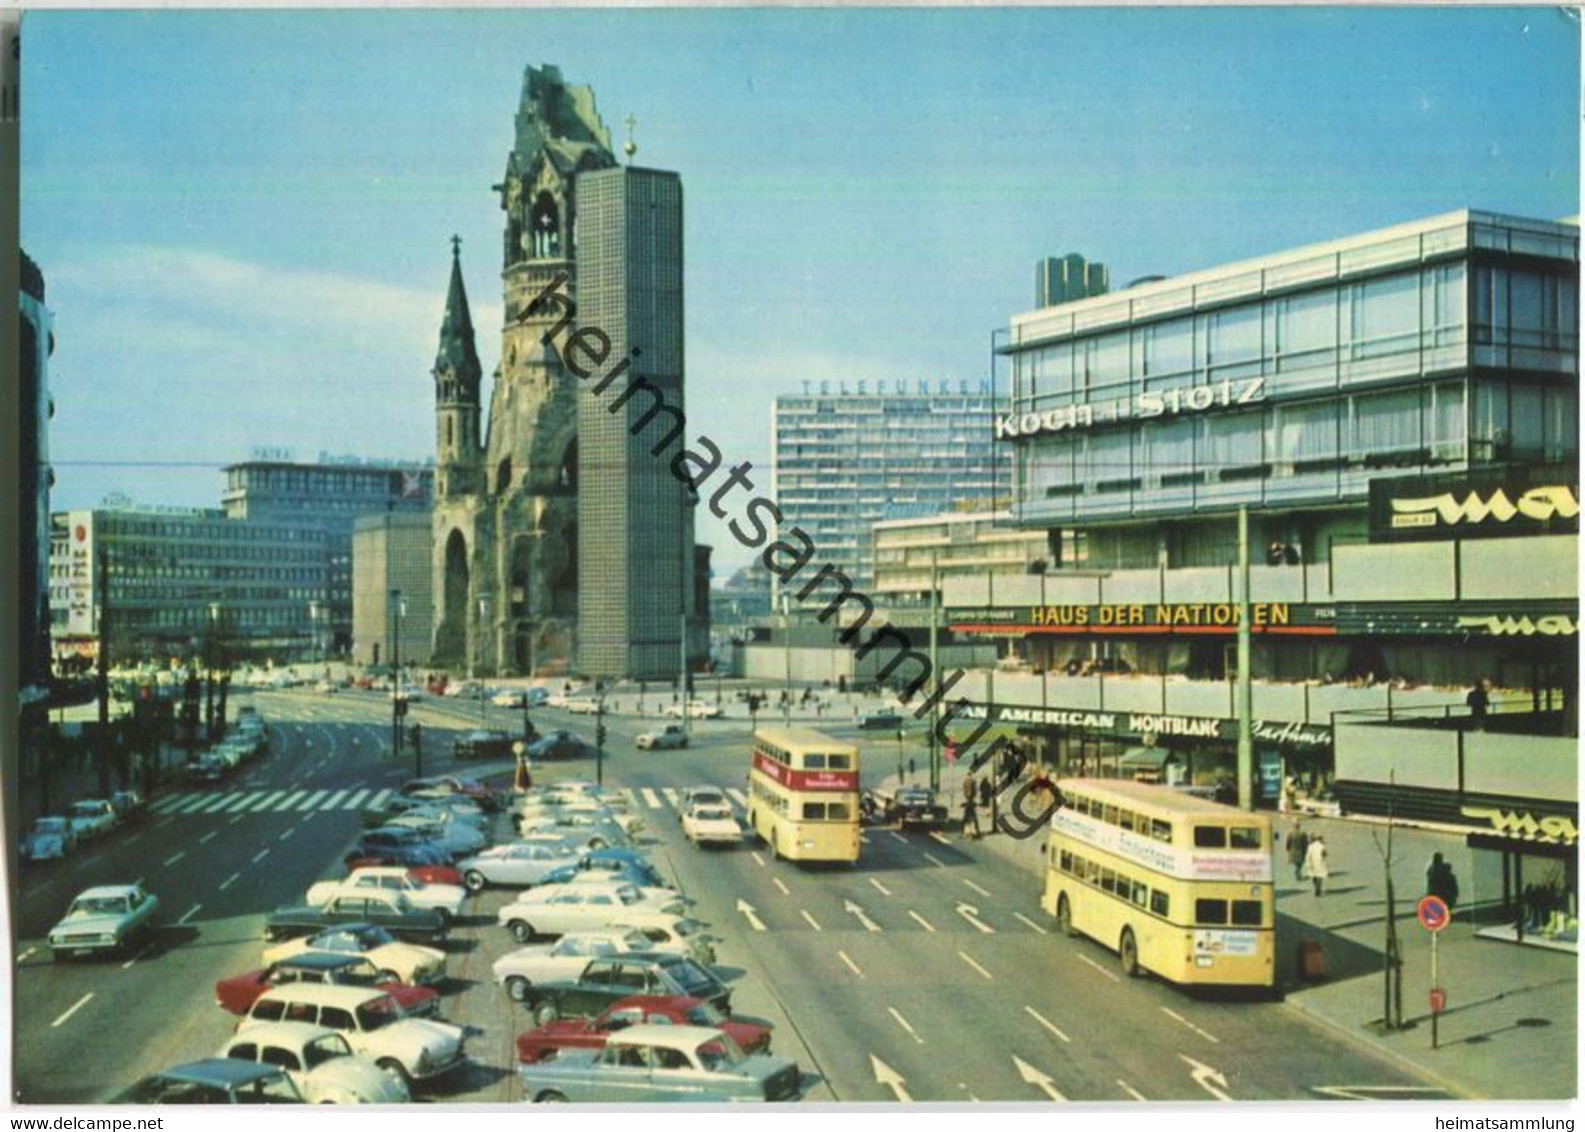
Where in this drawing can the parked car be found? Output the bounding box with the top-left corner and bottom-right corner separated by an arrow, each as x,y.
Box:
611,914 -> 718,966
498,884 -> 689,943
400,775 -> 502,812
564,696 -> 601,715
636,723 -> 688,751
350,828 -> 451,867
188,753 -> 230,783
856,709 -> 904,731
516,996 -> 773,1064
341,849 -> 462,884
869,785 -> 951,829
453,729 -> 516,760
19,815 -> 77,862
516,812 -> 629,849
682,804 -> 742,847
535,860 -> 659,892
527,730 -> 594,761
305,867 -> 467,923
48,883 -> 160,959
457,841 -> 583,892
240,985 -> 466,1090
261,923 -> 447,986
63,798 -> 118,841
492,928 -> 659,1001
109,789 -> 148,825
663,701 -> 723,720
219,1022 -> 410,1104
517,1025 -> 800,1103
517,955 -> 732,1027
490,689 -> 528,708
384,813 -> 488,856
263,891 -> 448,946
214,950 -> 441,1018
562,847 -> 665,888
114,1059 -> 306,1105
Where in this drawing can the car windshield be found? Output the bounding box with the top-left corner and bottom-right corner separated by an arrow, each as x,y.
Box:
693,807 -> 733,822
353,926 -> 396,948
67,804 -> 102,818
303,1035 -> 351,1069
696,1034 -> 747,1070
684,1002 -> 726,1026
668,961 -> 716,995
68,896 -> 126,917
355,998 -> 399,1031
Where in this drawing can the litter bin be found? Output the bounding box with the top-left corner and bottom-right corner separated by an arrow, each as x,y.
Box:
1298,939 -> 1327,982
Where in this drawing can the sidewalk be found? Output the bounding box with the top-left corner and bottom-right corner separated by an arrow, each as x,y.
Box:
884,759 -> 1577,1101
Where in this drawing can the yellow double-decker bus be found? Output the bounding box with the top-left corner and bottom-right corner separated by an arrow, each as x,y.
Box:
746,728 -> 861,864
1041,778 -> 1275,988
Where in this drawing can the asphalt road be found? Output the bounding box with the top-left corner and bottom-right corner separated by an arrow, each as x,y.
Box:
10,688 -> 1453,1104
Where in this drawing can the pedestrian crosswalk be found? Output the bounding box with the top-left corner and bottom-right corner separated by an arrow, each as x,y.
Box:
151,787 -> 393,817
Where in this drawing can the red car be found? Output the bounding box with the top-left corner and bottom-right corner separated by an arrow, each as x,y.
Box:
214,952 -> 441,1018
515,995 -> 772,1064
341,858 -> 465,888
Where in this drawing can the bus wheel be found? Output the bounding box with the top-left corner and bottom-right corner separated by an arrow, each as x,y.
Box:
1119,927 -> 1140,978
1055,895 -> 1075,938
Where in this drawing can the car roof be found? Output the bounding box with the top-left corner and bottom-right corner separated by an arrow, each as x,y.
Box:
227,1021 -> 339,1046
159,1059 -> 292,1087
609,994 -> 703,1012
257,983 -> 388,1007
274,951 -> 369,971
75,884 -> 138,899
609,1024 -> 725,1048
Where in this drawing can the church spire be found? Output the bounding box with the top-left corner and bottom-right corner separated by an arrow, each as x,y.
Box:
435,235 -> 481,399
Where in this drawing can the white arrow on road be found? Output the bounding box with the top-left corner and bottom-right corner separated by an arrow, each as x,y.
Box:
844,899 -> 882,932
735,899 -> 767,932
1178,1054 -> 1232,1101
871,1055 -> 912,1102
1013,1056 -> 1067,1101
956,902 -> 995,933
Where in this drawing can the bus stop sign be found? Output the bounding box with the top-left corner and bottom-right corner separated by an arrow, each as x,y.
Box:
1417,895 -> 1451,933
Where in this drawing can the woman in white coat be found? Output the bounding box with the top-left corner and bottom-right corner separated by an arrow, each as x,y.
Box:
1303,834 -> 1330,896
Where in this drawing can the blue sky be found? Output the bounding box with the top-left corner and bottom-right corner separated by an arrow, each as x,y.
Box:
22,7 -> 1580,570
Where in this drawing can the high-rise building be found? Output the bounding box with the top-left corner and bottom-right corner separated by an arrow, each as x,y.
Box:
20,250 -> 55,700
351,512 -> 434,669
772,381 -> 1006,589
1036,253 -> 1109,308
430,64 -> 701,681
221,457 -> 432,654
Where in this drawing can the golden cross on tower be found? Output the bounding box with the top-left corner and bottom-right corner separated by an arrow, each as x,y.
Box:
623,115 -> 637,163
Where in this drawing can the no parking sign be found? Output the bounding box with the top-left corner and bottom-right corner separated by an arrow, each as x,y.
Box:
1417,895 -> 1450,933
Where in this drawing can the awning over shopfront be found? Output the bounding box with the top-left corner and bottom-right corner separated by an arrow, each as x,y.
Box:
1118,746 -> 1179,772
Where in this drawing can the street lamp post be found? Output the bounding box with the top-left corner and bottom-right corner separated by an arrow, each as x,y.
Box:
595,691 -> 607,788
780,591 -> 792,725
390,589 -> 406,760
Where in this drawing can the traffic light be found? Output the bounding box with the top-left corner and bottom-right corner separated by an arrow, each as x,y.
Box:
596,722 -> 608,748
410,723 -> 423,749
395,696 -> 409,717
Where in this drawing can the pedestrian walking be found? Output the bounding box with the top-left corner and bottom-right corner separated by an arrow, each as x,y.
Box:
1286,824 -> 1309,882
962,792 -> 981,839
1466,679 -> 1490,724
1303,834 -> 1330,896
963,772 -> 977,808
1426,851 -> 1460,911
978,777 -> 993,809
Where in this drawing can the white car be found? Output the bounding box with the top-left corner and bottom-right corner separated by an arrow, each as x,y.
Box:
636,724 -> 688,750
517,811 -> 631,847
385,815 -> 487,856
663,700 -> 724,720
564,697 -> 601,715
262,924 -> 447,986
614,913 -> 719,967
456,841 -> 582,891
683,787 -> 728,812
682,804 -> 742,847
219,1021 -> 410,1104
241,985 -> 466,1088
497,883 -> 690,942
63,799 -> 118,841
491,928 -> 657,1001
305,868 -> 467,922
518,800 -> 644,836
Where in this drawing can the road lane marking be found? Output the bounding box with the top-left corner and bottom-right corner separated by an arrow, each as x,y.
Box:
368,788 -> 393,808
750,852 -> 766,869
859,833 -> 869,845
1014,912 -> 1049,935
51,994 -> 93,1028
121,945 -> 154,970
1013,1056 -> 1066,1101
319,789 -> 348,810
279,826 -> 296,842
194,794 -> 233,813
151,794 -> 188,814
886,831 -> 907,844
955,903 -> 995,933
249,791 -> 287,812
771,877 -> 790,896
662,788 -> 682,809
929,832 -> 953,846
735,899 -> 766,931
342,789 -> 370,810
197,830 -> 218,845
727,788 -> 748,807
957,951 -> 994,980
252,848 -> 271,863
298,790 -> 328,810
1077,953 -> 1121,983
907,910 -> 936,933
1024,1005 -> 1071,1043
163,851 -> 186,867
273,790 -> 308,812
838,950 -> 864,977
887,1006 -> 925,1044
172,794 -> 213,814
922,852 -> 947,869
229,814 -> 246,826
868,877 -> 892,896
963,878 -> 991,898
800,910 -> 823,931
1162,1006 -> 1220,1044
1118,1080 -> 1147,1101
871,1056 -> 912,1103
19,947 -> 35,962
641,788 -> 663,809
154,816 -> 175,830
219,872 -> 241,891
220,793 -> 260,812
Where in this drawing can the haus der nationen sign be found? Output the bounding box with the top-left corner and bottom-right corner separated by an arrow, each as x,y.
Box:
949,602 -> 1299,634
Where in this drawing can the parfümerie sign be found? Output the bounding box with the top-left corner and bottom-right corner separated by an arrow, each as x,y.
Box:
955,703 -> 1331,749
997,377 -> 1267,440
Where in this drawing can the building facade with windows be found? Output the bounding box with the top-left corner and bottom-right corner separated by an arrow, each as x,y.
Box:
351,512 -> 435,670
872,510 -> 1049,604
773,383 -> 1006,589
221,457 -> 432,655
49,507 -> 329,663
21,251 -> 55,701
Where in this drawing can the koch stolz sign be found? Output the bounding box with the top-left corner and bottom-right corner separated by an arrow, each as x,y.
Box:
955,703 -> 1331,750
996,377 -> 1267,441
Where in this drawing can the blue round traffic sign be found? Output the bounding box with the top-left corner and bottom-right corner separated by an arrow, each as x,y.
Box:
1417,895 -> 1450,932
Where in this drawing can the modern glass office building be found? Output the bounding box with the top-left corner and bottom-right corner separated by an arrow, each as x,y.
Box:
773,382 -> 1006,589
1001,210 -> 1578,567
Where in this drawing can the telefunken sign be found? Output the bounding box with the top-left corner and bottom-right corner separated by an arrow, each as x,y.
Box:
996,377 -> 1267,441
799,378 -> 993,398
